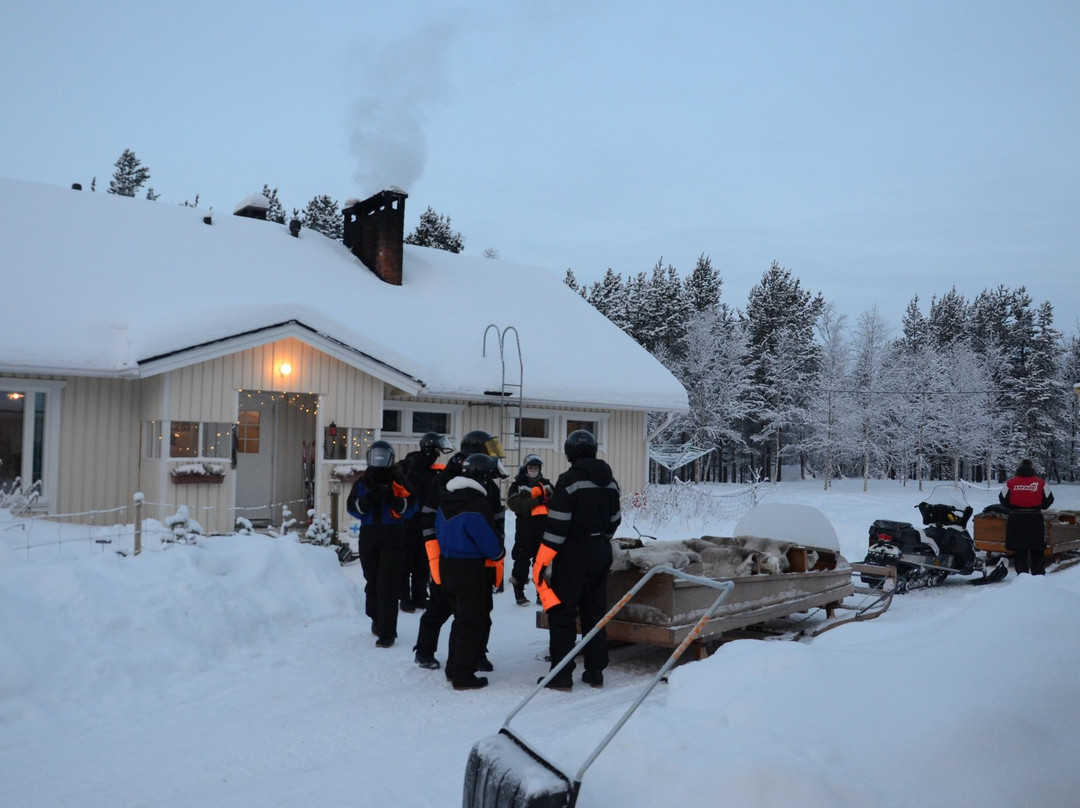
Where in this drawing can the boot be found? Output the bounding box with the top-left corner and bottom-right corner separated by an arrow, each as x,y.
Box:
513,583 -> 529,606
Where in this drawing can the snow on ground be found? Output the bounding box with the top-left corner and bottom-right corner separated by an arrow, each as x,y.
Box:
2,478 -> 1080,807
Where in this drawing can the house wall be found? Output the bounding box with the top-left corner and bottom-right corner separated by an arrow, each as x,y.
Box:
23,339 -> 651,538
380,401 -> 648,501
58,376 -> 143,522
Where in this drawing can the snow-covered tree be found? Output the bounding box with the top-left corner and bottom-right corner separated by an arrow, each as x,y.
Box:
260,185 -> 286,224
301,195 -> 342,241
586,269 -> 627,329
684,253 -> 722,313
107,149 -> 151,197
405,206 -> 463,253
563,269 -> 586,298
742,262 -> 825,481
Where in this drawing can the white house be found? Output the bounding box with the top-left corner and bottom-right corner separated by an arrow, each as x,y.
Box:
0,177 -> 688,533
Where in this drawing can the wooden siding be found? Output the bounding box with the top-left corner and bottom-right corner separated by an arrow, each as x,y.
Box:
57,376 -> 142,521
16,343 -> 653,535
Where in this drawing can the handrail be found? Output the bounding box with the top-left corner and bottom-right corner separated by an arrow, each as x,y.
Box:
503,564 -> 735,789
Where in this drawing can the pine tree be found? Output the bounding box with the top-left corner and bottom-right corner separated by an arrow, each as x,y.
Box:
108,149 -> 151,197
684,253 -> 722,313
300,195 -> 343,241
742,261 -> 825,481
901,295 -> 927,351
587,269 -> 628,330
926,287 -> 969,347
260,185 -> 286,224
405,206 -> 464,253
563,269 -> 586,298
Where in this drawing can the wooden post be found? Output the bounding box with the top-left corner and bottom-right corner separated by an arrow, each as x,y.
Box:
330,491 -> 340,546
134,492 -> 143,555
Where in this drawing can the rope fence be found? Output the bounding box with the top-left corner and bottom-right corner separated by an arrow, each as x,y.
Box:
2,493 -> 328,563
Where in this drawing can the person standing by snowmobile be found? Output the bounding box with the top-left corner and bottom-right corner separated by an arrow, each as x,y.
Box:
999,458 -> 1054,575
346,441 -> 417,647
413,430 -> 506,672
507,454 -> 552,606
436,453 -> 506,690
533,430 -> 620,691
399,432 -> 453,612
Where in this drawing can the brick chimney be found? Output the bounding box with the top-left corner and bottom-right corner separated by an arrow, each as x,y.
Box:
343,188 -> 408,286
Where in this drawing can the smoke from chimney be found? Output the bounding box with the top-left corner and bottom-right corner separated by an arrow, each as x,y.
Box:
348,20 -> 459,197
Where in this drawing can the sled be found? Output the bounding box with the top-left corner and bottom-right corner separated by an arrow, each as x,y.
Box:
463,565 -> 734,808
973,508 -> 1080,569
536,504 -> 861,657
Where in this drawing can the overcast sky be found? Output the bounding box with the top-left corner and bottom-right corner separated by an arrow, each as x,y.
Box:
3,1 -> 1077,331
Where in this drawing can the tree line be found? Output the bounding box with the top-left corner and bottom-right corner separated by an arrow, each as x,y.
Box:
97,149 -> 464,251
564,257 -> 1080,488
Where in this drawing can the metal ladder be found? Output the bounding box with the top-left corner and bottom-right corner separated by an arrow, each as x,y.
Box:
483,324 -> 524,469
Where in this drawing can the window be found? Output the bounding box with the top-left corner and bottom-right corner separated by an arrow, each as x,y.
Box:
514,416 -> 550,440
566,418 -> 598,437
412,410 -> 450,435
380,403 -> 459,438
382,409 -> 402,433
237,411 -> 260,454
0,380 -> 63,504
144,421 -> 233,460
324,425 -> 374,460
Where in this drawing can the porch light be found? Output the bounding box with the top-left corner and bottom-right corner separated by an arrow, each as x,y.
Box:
279,362 -> 292,377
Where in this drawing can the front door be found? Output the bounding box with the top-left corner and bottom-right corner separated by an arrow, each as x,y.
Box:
235,393 -> 277,527
234,391 -> 319,529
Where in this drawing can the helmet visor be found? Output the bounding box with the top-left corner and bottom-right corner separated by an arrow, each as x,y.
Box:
482,436 -> 505,458
367,445 -> 394,468
434,435 -> 453,454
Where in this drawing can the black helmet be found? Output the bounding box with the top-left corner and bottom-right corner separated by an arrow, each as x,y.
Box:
564,429 -> 597,462
419,432 -> 453,457
366,440 -> 395,468
520,454 -> 543,476
461,429 -> 504,458
462,453 -> 505,482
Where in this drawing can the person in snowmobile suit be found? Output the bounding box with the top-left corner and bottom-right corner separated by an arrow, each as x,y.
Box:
398,432 -> 453,612
412,430 -> 506,672
533,429 -> 620,690
507,454 -> 552,606
346,441 -> 418,647
999,458 -> 1054,575
436,453 -> 507,690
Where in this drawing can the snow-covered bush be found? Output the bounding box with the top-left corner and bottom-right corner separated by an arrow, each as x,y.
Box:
234,516 -> 255,535
164,505 -> 204,544
0,477 -> 42,515
304,510 -> 335,545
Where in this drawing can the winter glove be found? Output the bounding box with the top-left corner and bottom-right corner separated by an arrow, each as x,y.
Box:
425,539 -> 442,586
532,543 -> 561,611
486,557 -> 504,592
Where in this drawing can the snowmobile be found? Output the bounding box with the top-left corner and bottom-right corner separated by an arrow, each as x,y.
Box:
861,497 -> 1007,592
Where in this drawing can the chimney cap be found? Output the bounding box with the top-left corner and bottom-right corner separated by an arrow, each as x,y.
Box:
233,192 -> 270,219
343,187 -> 408,213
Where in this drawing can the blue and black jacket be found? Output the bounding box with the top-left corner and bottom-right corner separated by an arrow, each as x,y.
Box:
436,477 -> 505,561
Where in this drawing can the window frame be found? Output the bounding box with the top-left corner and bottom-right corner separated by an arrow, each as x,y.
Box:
380,402 -> 462,442
0,379 -> 64,507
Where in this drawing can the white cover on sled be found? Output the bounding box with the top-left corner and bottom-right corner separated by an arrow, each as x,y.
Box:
734,503 -> 841,552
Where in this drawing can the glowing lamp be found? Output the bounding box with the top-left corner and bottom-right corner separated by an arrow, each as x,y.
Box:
279,362 -> 292,376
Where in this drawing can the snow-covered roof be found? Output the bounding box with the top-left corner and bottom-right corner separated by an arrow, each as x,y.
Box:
0,177 -> 688,411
